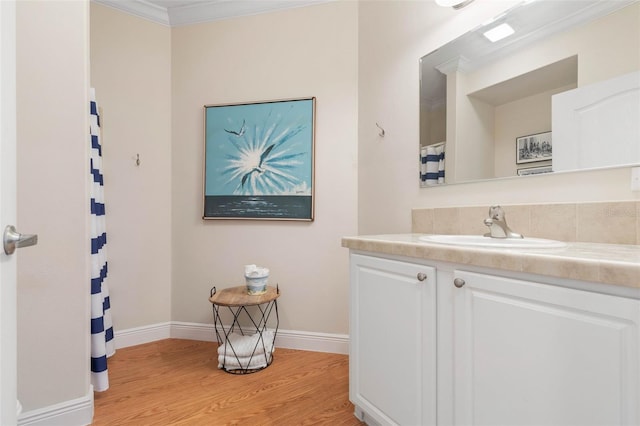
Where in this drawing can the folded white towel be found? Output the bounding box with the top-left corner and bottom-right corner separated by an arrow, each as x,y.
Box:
218,352 -> 273,370
217,330 -> 275,358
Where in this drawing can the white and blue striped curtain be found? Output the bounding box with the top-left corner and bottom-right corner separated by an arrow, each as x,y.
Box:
90,88 -> 115,392
420,143 -> 445,185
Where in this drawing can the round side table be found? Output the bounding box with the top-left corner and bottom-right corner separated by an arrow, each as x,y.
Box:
209,285 -> 280,374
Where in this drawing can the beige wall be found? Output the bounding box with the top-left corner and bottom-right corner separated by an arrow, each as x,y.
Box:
358,0 -> 640,235
16,0 -> 90,411
455,71 -> 495,182
470,3 -> 640,91
420,104 -> 446,148
170,2 -> 358,333
90,4 -> 172,331
88,0 -> 638,346
458,3 -> 639,181
90,1 -> 357,337
16,0 -> 636,417
358,0 -> 519,233
493,86 -> 566,178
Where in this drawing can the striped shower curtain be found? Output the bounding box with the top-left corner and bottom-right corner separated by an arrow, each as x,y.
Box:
90,88 -> 115,392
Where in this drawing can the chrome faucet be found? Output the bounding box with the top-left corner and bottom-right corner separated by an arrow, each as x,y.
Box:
483,205 -> 523,239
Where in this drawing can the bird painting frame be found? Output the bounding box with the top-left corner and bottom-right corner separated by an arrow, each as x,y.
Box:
203,97 -> 316,221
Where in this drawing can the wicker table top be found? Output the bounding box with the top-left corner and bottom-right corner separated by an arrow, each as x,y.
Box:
209,285 -> 279,307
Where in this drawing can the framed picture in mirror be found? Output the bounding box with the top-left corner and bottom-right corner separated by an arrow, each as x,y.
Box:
517,165 -> 553,176
516,131 -> 552,164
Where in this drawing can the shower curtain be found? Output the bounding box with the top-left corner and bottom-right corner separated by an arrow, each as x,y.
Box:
420,143 -> 445,185
90,88 -> 115,392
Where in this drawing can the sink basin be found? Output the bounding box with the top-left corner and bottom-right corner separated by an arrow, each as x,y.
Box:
418,234 -> 567,249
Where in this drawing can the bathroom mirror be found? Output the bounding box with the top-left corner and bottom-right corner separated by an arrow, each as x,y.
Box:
419,0 -> 640,186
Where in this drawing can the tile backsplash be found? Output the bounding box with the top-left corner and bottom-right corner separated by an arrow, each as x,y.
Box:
412,201 -> 640,245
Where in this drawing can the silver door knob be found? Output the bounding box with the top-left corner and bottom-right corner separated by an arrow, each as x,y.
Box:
417,273 -> 427,281
3,225 -> 38,255
454,278 -> 466,288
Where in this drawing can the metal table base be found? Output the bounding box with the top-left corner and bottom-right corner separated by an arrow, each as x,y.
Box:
209,285 -> 280,374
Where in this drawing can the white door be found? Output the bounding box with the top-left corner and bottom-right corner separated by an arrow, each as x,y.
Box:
0,1 -> 18,424
552,71 -> 640,172
350,254 -> 437,426
452,270 -> 640,426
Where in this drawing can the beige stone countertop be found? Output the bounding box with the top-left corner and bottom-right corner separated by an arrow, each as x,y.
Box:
342,234 -> 640,289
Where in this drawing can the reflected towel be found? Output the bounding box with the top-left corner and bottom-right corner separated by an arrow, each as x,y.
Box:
217,330 -> 275,358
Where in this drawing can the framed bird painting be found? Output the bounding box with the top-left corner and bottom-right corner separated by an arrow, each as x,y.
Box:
203,97 -> 316,220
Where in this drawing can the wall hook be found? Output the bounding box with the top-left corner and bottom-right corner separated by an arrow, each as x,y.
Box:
135,153 -> 140,166
375,123 -> 385,137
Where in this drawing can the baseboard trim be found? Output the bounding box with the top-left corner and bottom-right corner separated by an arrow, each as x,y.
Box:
170,321 -> 216,342
274,328 -> 349,354
18,387 -> 93,426
114,321 -> 171,349
115,321 -> 349,355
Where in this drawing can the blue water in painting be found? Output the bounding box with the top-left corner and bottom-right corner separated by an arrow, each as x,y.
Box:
204,195 -> 312,220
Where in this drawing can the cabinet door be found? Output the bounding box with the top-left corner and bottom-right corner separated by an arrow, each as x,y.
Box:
453,270 -> 640,426
350,254 -> 436,426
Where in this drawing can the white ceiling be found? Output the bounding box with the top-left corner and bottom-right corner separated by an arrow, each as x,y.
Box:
93,0 -> 330,26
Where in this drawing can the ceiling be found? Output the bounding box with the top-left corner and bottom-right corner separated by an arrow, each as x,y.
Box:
93,0 -> 330,26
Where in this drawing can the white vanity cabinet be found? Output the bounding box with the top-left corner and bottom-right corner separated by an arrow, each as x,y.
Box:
451,270 -> 640,426
350,254 -> 437,426
349,251 -> 640,426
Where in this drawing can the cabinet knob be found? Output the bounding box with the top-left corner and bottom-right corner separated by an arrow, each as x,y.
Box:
417,273 -> 427,281
454,278 -> 466,288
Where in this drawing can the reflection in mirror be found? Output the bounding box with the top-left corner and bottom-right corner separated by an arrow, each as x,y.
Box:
419,0 -> 640,187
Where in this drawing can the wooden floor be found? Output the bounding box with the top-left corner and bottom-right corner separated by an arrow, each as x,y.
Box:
93,339 -> 364,425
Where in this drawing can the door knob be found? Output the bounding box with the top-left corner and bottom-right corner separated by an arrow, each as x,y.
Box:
417,273 -> 427,281
3,225 -> 38,255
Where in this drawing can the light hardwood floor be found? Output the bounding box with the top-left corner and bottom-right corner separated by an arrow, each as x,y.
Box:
92,339 -> 363,425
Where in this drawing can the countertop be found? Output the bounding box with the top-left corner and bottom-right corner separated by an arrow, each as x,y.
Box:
342,234 -> 640,289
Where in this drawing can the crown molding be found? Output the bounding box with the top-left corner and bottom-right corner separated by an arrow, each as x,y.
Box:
94,0 -> 170,25
92,0 -> 331,27
435,55 -> 471,75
